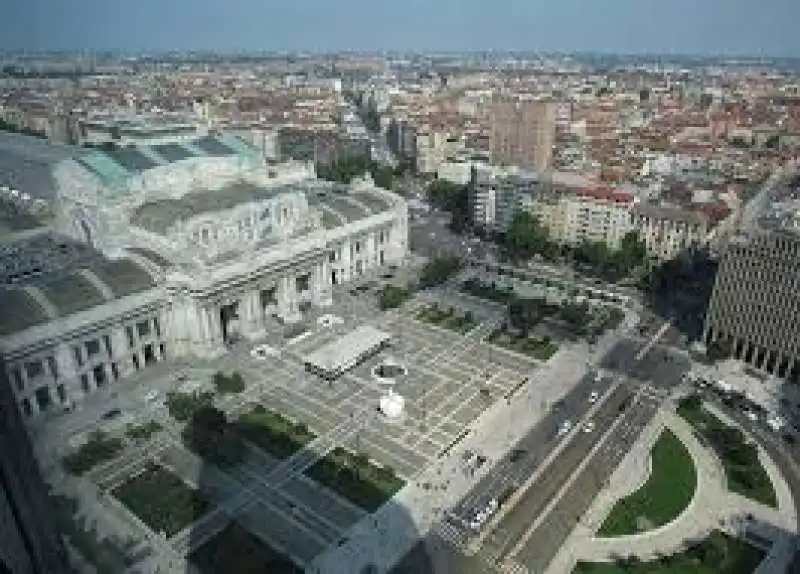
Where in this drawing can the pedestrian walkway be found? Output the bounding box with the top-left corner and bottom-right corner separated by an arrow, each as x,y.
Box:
546,404 -> 798,574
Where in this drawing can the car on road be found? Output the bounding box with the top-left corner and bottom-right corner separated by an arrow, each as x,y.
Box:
144,390 -> 159,403
557,420 -> 573,437
743,409 -> 759,422
588,391 -> 600,404
583,420 -> 595,433
101,408 -> 122,420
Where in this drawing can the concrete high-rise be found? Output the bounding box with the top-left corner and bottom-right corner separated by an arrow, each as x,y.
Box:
0,358 -> 69,574
703,229 -> 800,379
489,98 -> 556,172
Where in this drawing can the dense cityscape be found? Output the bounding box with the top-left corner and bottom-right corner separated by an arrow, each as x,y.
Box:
3,44 -> 800,574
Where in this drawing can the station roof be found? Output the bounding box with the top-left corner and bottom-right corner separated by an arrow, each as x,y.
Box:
0,289 -> 50,337
131,181 -> 284,233
0,233 -> 157,336
132,182 -> 396,235
303,325 -> 391,375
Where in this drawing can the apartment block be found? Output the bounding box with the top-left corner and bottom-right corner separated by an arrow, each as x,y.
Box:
489,98 -> 557,172
633,203 -> 710,261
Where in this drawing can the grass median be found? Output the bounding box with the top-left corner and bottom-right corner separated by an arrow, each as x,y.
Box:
677,395 -> 777,508
574,530 -> 765,574
598,428 -> 696,536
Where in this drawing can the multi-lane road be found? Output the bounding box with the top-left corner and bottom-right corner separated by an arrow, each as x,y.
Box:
449,371 -> 615,528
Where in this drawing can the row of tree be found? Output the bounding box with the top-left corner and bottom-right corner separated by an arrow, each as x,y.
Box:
500,211 -> 648,282
316,156 -> 410,190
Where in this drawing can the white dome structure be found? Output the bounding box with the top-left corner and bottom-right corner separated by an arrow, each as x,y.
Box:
379,389 -> 405,419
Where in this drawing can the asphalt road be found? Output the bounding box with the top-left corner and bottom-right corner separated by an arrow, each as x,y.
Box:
480,385 -> 634,562
514,390 -> 663,572
450,372 -> 614,522
601,339 -> 690,390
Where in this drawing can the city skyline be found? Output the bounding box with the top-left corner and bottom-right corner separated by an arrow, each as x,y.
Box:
2,0 -> 799,57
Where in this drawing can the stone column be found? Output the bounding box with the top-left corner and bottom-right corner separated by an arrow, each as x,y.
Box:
278,275 -> 301,324
111,327 -> 134,379
55,343 -> 81,405
313,259 -> 333,308
198,306 -> 225,358
240,290 -> 266,341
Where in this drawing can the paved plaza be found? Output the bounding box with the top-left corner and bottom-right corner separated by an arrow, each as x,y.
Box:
43,280 -> 565,573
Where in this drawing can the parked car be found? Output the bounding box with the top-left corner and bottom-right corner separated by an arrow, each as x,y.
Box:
101,408 -> 122,420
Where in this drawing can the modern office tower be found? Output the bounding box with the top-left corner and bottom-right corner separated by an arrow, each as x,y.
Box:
489,98 -> 557,172
0,359 -> 69,574
703,229 -> 800,379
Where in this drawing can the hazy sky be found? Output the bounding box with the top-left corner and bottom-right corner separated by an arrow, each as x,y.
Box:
2,0 -> 798,56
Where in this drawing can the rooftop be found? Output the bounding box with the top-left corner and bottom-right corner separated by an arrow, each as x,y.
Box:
131,180 -> 285,233
303,325 -> 391,374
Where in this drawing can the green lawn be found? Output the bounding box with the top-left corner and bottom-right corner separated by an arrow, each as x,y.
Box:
677,396 -> 777,507
574,530 -> 765,574
415,304 -> 476,334
191,522 -> 301,574
62,430 -> 124,476
235,406 -> 316,460
599,429 -> 696,536
305,446 -> 405,512
487,328 -> 559,361
112,463 -> 211,536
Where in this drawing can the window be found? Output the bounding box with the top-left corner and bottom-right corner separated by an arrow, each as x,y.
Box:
379,231 -> 385,244
56,384 -> 66,403
355,241 -> 361,254
329,251 -> 336,262
11,368 -> 23,391
137,320 -> 151,338
24,361 -> 43,380
21,398 -> 32,417
126,326 -> 135,348
86,339 -> 101,357
296,274 -> 311,292
154,317 -> 161,337
80,374 -> 90,392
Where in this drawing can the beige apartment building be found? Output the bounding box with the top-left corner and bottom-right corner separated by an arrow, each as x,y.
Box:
633,204 -> 710,261
489,98 -> 557,172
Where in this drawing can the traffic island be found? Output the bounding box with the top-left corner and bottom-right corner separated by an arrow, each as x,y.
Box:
598,428 -> 697,536
677,395 -> 777,508
574,530 -> 765,574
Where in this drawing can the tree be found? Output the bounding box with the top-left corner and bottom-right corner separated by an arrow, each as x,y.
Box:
418,256 -> 461,289
378,285 -> 410,310
213,372 -> 245,394
502,211 -> 550,261
507,296 -> 547,336
182,405 -> 244,466
165,391 -> 214,422
707,338 -> 733,362
639,88 -> 650,102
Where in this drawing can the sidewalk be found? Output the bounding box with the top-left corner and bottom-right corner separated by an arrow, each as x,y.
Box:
547,404 -> 798,573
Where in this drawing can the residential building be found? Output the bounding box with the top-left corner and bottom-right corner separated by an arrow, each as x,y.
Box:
633,203 -> 710,261
489,98 -> 557,172
560,187 -> 635,249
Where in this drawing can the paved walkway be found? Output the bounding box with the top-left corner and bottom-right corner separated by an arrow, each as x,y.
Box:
547,402 -> 798,573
